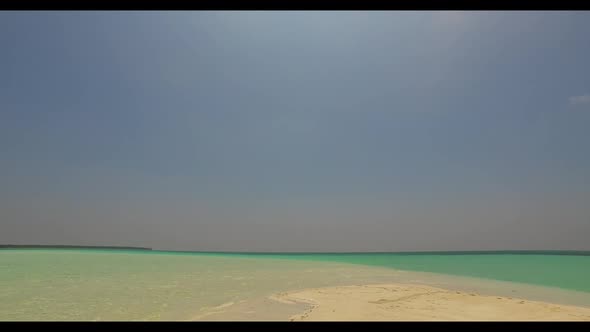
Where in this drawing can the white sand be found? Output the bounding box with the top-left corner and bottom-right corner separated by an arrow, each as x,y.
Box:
268,284 -> 590,321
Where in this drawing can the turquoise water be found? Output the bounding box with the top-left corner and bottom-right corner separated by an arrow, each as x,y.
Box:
2,249 -> 590,320
5,249 -> 590,293
85,249 -> 590,293
251,252 -> 590,293
0,250 -> 418,320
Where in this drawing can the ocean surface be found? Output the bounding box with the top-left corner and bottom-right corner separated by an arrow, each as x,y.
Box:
1,249 -> 590,320
250,251 -> 590,293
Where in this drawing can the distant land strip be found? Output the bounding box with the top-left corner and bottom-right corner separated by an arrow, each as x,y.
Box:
0,244 -> 152,250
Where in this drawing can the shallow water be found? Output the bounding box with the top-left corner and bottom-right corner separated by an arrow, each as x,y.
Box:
246,251 -> 590,293
1,249 -> 589,320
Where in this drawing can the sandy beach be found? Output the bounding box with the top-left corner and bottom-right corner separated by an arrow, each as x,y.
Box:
268,284 -> 590,321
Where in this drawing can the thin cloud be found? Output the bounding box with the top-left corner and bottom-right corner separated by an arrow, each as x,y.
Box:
569,94 -> 590,106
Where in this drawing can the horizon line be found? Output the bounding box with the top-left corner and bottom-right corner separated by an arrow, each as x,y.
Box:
2,245 -> 590,255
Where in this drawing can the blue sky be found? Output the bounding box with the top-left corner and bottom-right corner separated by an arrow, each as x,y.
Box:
1,12 -> 589,251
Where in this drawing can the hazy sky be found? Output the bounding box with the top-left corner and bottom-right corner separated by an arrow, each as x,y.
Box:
1,11 -> 589,251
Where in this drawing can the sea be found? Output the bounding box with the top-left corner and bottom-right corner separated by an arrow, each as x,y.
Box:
1,249 -> 589,320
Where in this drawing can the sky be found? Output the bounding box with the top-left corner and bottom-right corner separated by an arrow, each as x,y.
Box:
1,11 -> 589,252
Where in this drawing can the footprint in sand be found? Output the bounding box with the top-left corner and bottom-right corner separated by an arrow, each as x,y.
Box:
369,298 -> 394,304
212,302 -> 234,310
